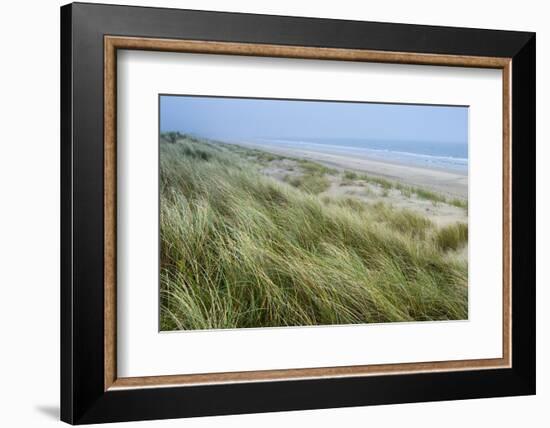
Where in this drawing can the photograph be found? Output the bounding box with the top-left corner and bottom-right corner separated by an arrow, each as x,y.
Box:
159,95 -> 469,331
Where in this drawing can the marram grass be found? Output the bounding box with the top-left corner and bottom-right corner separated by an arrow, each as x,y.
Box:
160,137 -> 468,331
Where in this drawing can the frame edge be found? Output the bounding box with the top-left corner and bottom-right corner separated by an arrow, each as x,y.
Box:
510,32 -> 536,394
60,2 -> 74,425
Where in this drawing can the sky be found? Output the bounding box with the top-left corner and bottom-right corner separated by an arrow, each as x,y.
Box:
160,95 -> 468,145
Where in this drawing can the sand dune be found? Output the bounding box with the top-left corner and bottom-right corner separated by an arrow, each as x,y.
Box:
224,140 -> 468,198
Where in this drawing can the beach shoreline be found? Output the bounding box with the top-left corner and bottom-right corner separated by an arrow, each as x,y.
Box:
220,139 -> 468,198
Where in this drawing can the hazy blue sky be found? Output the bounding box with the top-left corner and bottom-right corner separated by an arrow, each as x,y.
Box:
160,95 -> 468,145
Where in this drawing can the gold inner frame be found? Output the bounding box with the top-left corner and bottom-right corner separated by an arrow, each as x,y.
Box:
104,35 -> 512,391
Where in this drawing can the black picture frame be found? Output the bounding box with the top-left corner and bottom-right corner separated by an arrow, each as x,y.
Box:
61,2 -> 535,424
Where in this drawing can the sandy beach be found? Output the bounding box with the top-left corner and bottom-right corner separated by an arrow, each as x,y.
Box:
225,140 -> 468,199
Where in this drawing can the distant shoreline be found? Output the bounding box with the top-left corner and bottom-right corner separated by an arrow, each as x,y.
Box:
217,139 -> 468,198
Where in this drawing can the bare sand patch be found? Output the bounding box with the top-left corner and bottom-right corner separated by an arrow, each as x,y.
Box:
257,157 -> 467,227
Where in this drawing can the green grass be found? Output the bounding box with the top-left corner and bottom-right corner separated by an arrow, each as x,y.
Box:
359,174 -> 393,190
160,136 -> 468,330
345,170 -> 467,209
435,223 -> 468,251
298,159 -> 338,175
284,173 -> 330,194
449,198 -> 468,209
414,188 -> 447,204
344,171 -> 359,180
282,158 -> 335,194
398,186 -> 412,198
369,201 -> 434,239
220,143 -> 285,164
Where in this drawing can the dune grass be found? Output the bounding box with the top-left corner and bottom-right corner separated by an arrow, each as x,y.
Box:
160,136 -> 468,331
435,223 -> 469,251
343,171 -> 467,209
284,173 -> 331,194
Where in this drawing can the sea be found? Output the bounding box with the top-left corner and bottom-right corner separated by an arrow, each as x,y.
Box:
252,138 -> 468,173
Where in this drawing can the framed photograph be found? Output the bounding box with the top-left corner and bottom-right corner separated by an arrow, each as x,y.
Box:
60,2 -> 536,424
